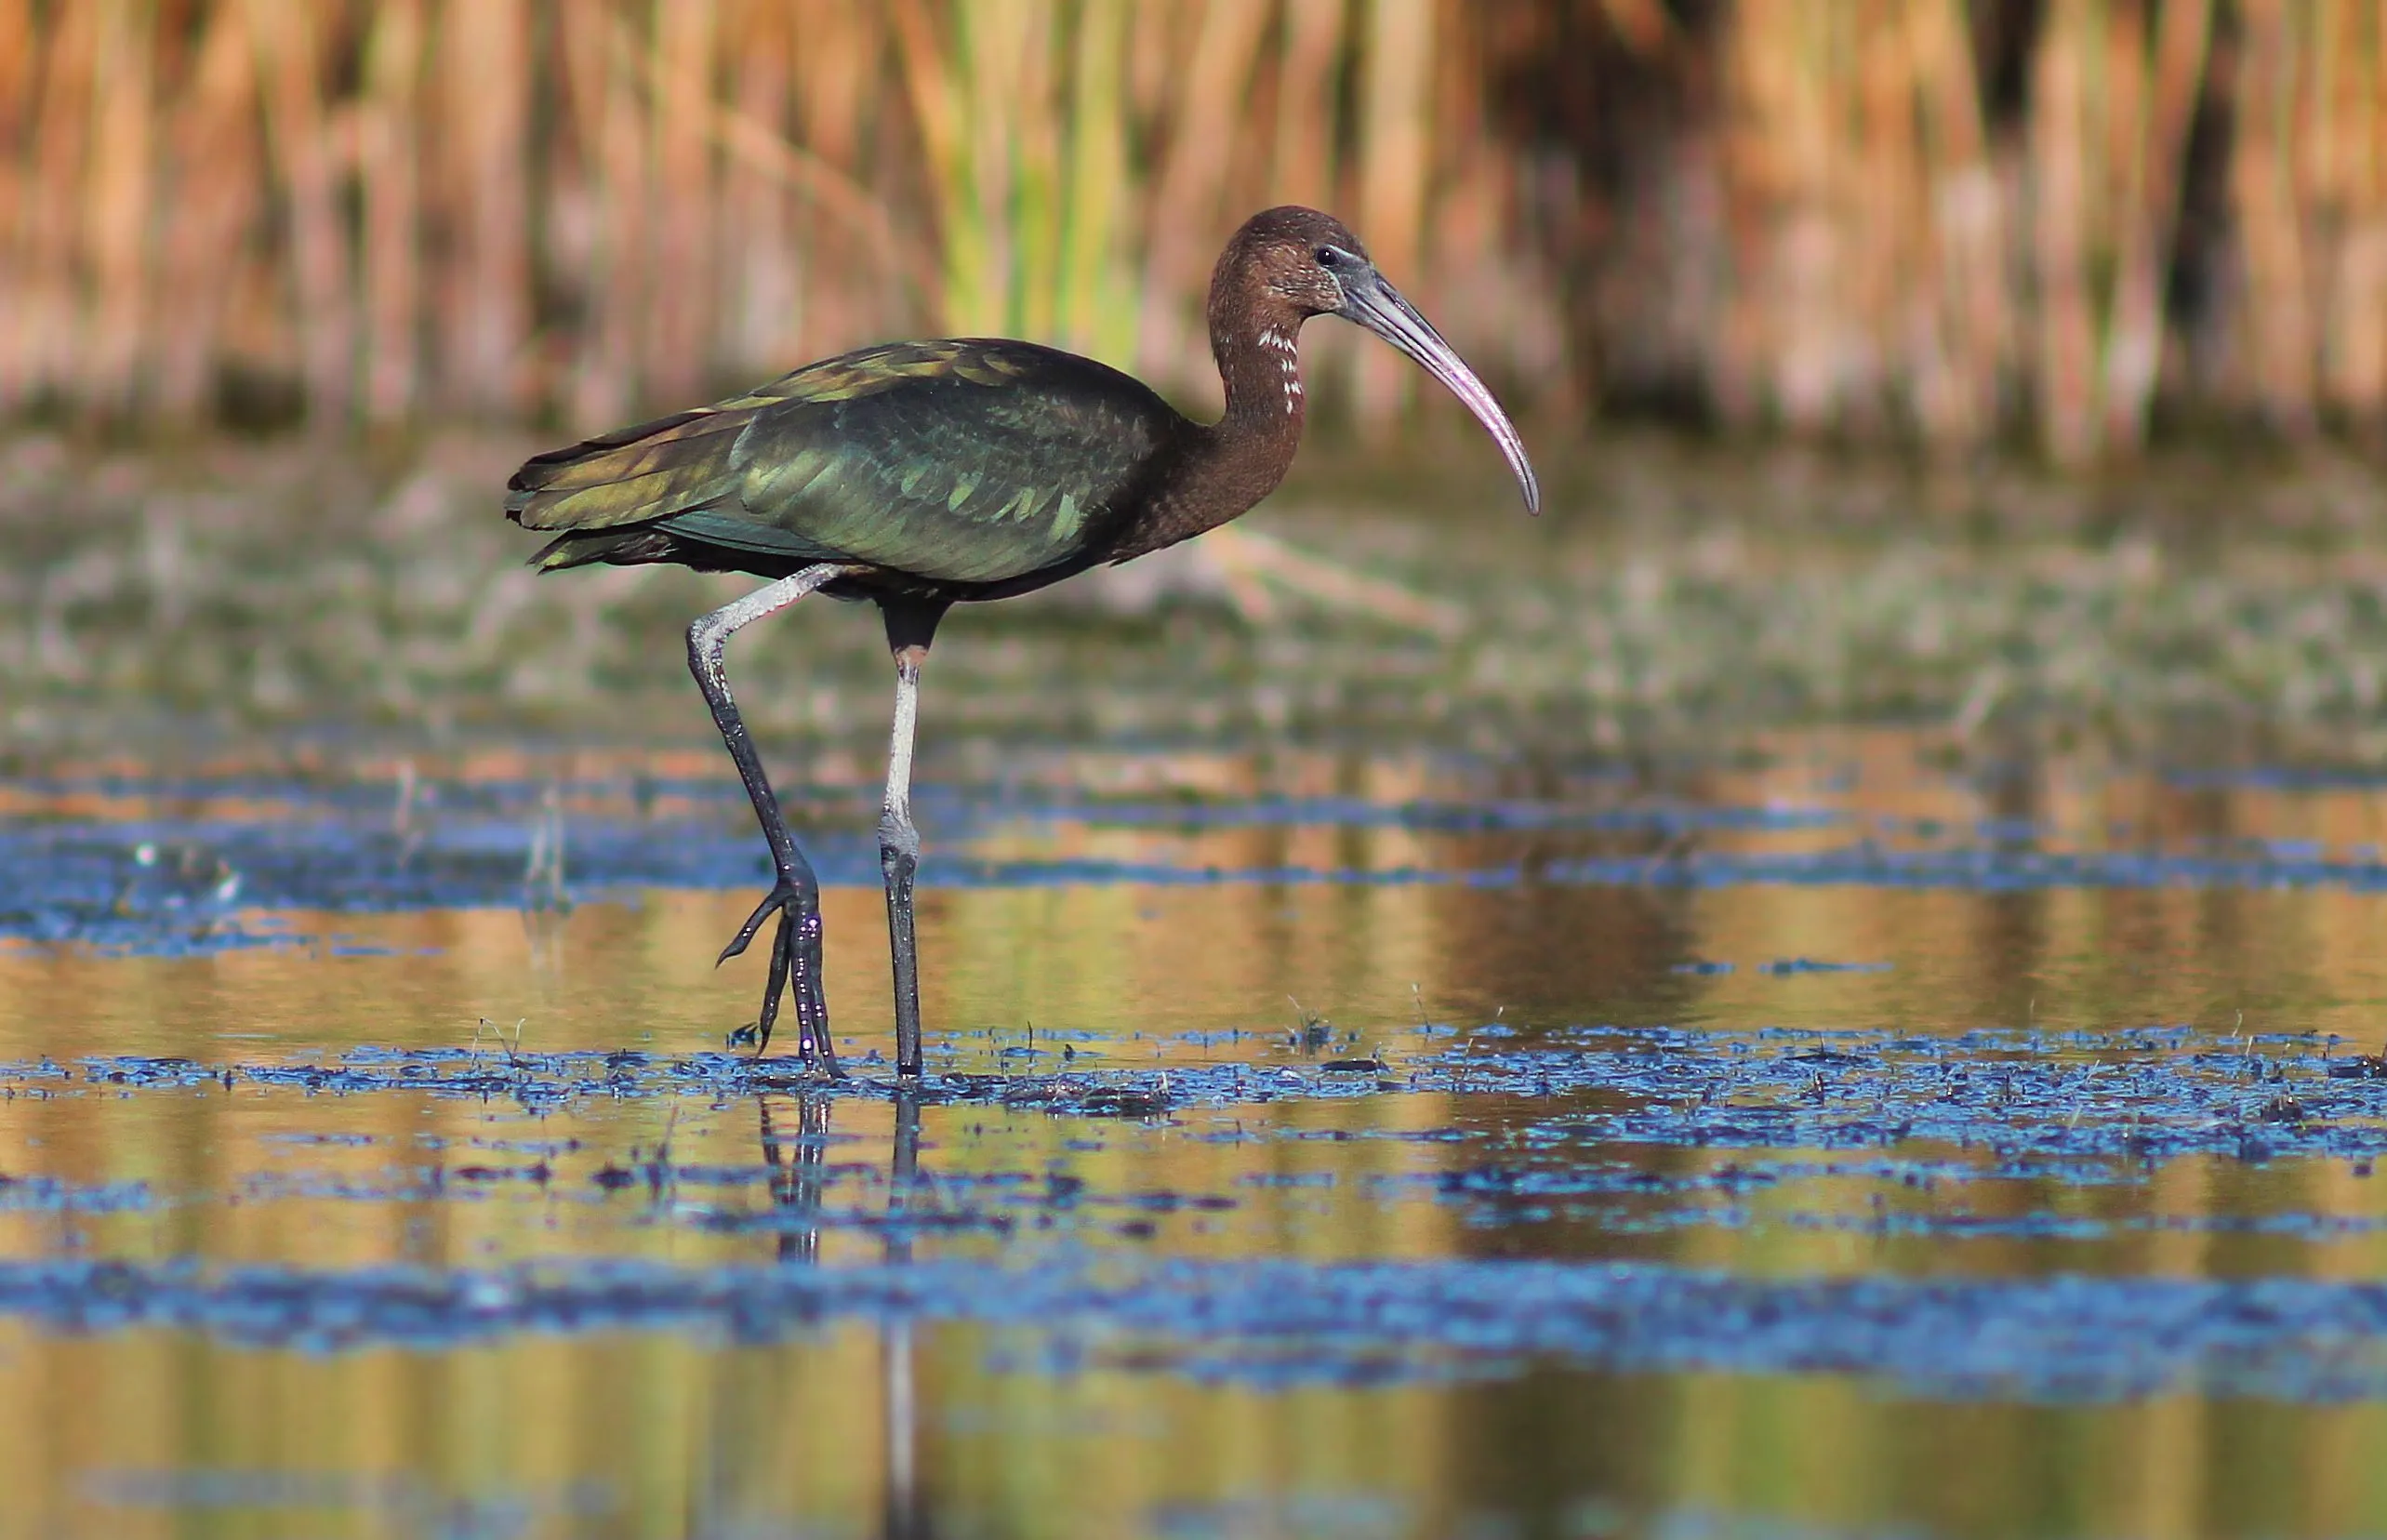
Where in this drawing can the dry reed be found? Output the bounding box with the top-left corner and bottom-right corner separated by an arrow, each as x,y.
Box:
2,1 -> 2385,461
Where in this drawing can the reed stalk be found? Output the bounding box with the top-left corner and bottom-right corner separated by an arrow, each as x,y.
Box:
2313,0 -> 2387,419
1058,0 -> 1133,365
646,0 -> 718,406
1270,0 -> 1344,210
433,0 -> 529,415
18,1 -> 97,412
80,0 -> 152,415
2030,0 -> 2100,466
2231,0 -> 2317,432
1136,0 -> 1272,398
571,3 -> 650,427
1351,0 -> 1432,428
152,1 -> 260,418
2101,0 -> 2209,450
715,2 -> 789,376
359,0 -> 423,424
1908,0 -> 2003,447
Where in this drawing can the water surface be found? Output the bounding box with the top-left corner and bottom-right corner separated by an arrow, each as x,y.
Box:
6,730 -> 2387,1538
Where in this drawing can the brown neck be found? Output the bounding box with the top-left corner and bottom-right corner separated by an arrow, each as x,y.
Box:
1118,292 -> 1310,559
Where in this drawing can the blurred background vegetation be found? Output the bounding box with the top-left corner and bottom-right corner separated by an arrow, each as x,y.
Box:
9,0 -> 2387,762
5,0 -> 2386,462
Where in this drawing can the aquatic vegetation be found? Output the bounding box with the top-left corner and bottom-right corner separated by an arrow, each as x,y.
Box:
12,433 -> 2387,763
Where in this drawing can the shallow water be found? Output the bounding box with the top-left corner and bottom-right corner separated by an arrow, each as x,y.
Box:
8,729 -> 2387,1537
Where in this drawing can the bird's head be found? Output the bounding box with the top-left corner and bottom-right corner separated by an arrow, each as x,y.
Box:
1220,206 -> 1540,515
1239,206 -> 1372,316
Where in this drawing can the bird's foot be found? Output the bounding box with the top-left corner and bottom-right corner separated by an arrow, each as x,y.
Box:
721,880 -> 839,1078
719,876 -> 812,964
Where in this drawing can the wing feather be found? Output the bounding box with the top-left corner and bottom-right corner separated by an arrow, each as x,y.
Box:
506,340 -> 1183,585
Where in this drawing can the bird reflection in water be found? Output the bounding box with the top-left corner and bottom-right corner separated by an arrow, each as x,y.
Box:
759,1091 -> 933,1539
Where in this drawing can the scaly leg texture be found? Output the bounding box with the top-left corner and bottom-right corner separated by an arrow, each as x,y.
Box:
685,563 -> 855,1070
880,645 -> 927,1077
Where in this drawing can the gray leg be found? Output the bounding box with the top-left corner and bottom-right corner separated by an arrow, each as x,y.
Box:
881,646 -> 927,1078
687,563 -> 855,1070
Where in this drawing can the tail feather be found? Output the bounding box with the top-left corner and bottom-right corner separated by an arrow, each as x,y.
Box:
505,404 -> 751,533
527,527 -> 681,571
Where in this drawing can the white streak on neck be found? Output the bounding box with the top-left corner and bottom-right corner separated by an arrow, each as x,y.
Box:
1253,326 -> 1303,416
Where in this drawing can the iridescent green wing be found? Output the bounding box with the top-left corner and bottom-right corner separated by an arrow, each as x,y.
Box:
508,340 -> 1182,583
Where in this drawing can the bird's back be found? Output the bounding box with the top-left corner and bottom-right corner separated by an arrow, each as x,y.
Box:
509,339 -> 1187,587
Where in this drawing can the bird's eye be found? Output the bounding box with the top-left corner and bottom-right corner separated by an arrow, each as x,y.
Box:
1315,246 -> 1340,266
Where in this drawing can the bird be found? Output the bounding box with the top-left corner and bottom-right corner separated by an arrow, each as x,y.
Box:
505,206 -> 1538,1082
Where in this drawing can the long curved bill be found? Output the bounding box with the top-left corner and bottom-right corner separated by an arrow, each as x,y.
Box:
1338,271 -> 1541,515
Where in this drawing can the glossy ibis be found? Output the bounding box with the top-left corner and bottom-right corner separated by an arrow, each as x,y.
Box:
506,206 -> 1538,1080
